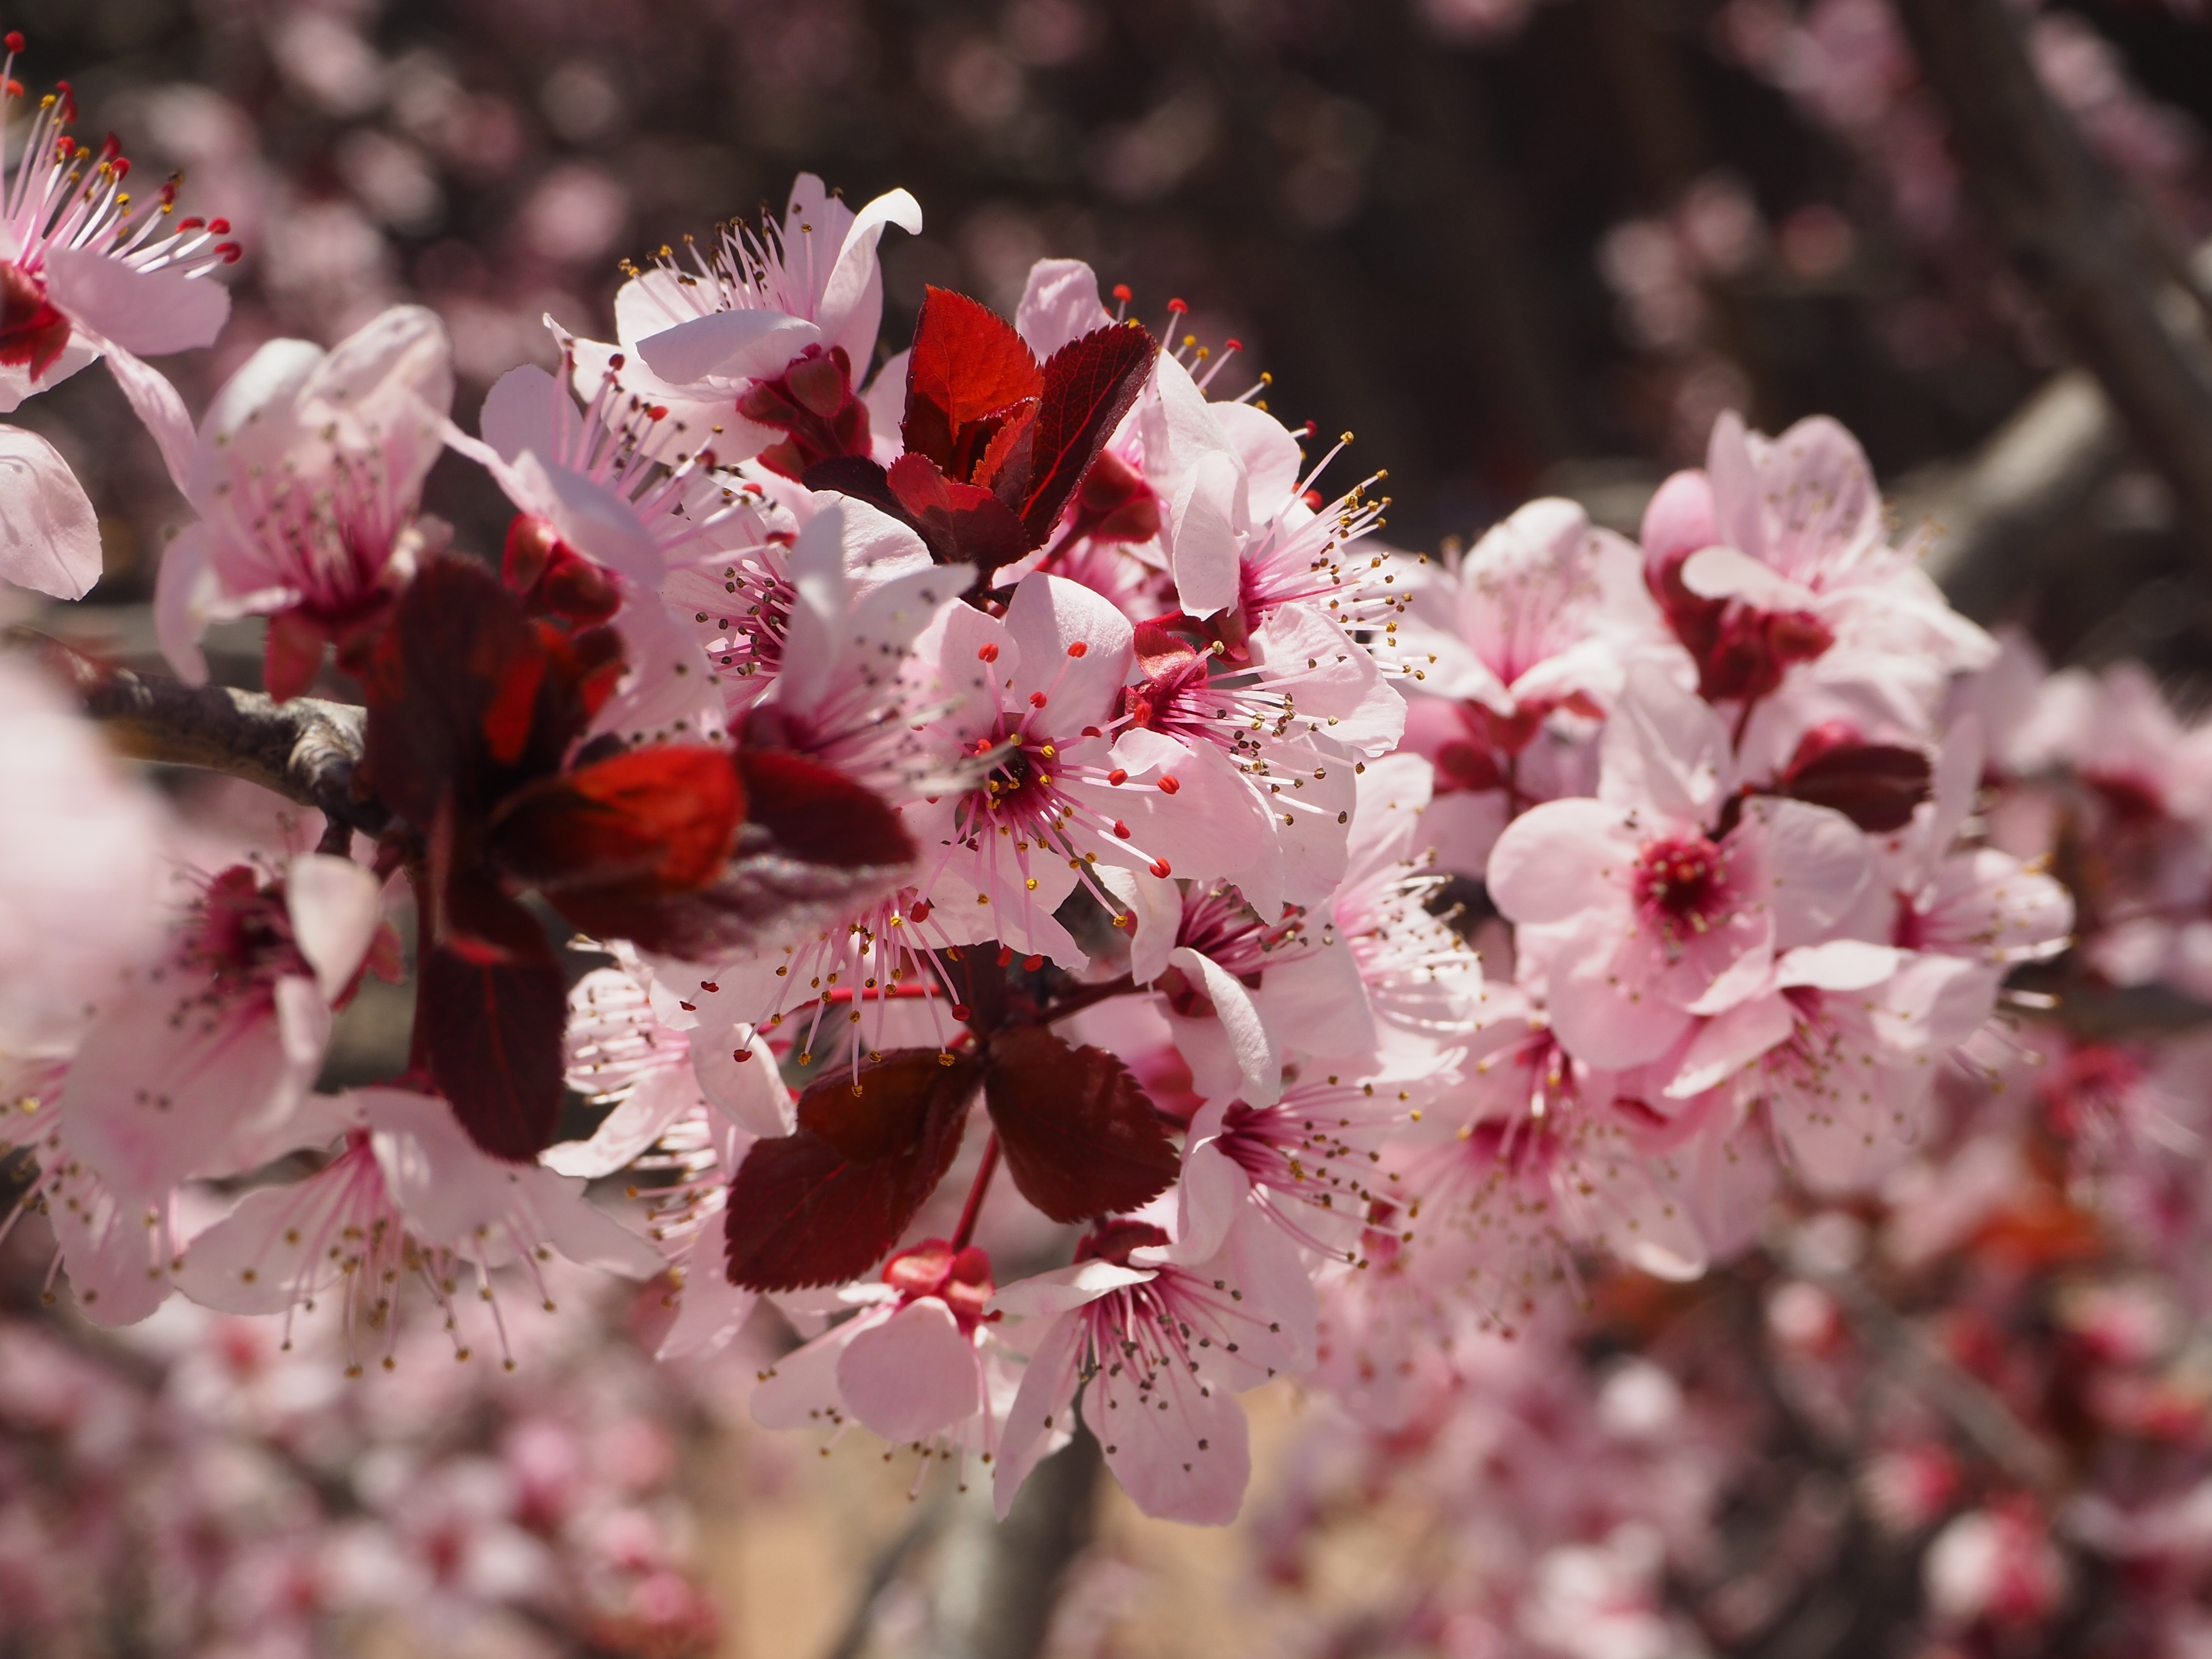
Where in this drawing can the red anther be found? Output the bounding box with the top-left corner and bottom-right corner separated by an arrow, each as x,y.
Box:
678,1001 -> 696,1011
647,405 -> 668,421
700,981 -> 719,993
1082,725 -> 1104,738
1107,768 -> 1128,786
1149,858 -> 1173,878
109,156 -> 129,179
3,82 -> 21,100
1028,691 -> 1047,708
208,216 -> 229,234
696,447 -> 717,468
157,180 -> 176,204
1224,337 -> 1243,351
1111,283 -> 1132,302
1157,774 -> 1180,795
978,642 -> 999,663
732,1047 -> 752,1062
1067,641 -> 1088,658
1022,954 -> 1044,972
5,32 -> 24,52
53,135 -> 70,157
1302,489 -> 1323,509
1113,820 -> 1131,838
998,945 -> 1015,967
951,1002 -> 973,1021
176,216 -> 204,232
216,243 -> 242,263
1167,297 -> 1189,314
910,899 -> 932,922
609,351 -> 625,370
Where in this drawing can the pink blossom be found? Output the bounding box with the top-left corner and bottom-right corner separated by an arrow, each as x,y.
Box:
902,570 -> 1262,964
175,1087 -> 662,1368
60,854 -> 382,1216
992,1213 -> 1313,1524
753,1239 -> 1015,1463
155,306 -> 457,696
597,175 -> 920,466
1488,663 -> 1870,1070
0,66 -> 235,599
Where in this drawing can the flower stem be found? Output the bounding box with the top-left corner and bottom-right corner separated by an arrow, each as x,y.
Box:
951,1132 -> 1001,1253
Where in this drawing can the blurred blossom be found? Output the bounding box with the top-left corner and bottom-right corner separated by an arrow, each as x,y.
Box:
266,10 -> 386,119
1093,85 -> 1220,204
337,129 -> 446,233
539,60 -> 625,144
516,161 -> 629,266
1002,0 -> 1102,67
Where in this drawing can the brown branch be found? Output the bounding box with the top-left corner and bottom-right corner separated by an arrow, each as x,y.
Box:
1892,0 -> 2212,564
4,628 -> 389,839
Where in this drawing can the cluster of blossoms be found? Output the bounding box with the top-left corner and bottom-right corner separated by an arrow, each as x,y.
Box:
0,53 -> 2082,1536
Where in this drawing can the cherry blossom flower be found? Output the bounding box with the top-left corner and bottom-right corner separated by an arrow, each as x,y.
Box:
176,1087 -> 662,1368
597,176 -> 921,470
1488,662 -> 1870,1071
154,305 -> 456,697
992,1213 -> 1313,1524
0,57 -> 236,600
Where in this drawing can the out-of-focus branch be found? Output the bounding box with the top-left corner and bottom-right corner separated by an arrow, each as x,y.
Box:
920,1431 -> 1102,1659
1907,369 -> 2123,619
1892,0 -> 2212,565
4,628 -> 388,838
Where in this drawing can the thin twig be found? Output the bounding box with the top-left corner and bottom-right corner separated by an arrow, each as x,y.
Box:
3,627 -> 389,839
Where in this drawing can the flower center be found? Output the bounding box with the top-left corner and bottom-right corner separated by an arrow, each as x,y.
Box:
1631,833 -> 1733,942
0,264 -> 69,377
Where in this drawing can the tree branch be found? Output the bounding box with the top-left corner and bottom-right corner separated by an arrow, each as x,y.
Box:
5,628 -> 389,839
1892,0 -> 2212,563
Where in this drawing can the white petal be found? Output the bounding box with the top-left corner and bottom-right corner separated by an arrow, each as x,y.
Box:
285,854 -> 384,1001
0,423 -> 100,599
636,309 -> 821,388
45,245 -> 228,357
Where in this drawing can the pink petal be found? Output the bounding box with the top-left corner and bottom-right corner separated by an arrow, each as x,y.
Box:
635,309 -> 822,388
1173,1105 -> 1252,1265
1638,467 -> 1717,573
751,1317 -> 868,1431
816,187 -> 923,368
1169,946 -> 1280,1106
97,342 -> 198,494
1486,798 -> 1635,927
0,423 -> 100,599
1168,449 -> 1245,619
1085,1329 -> 1251,1526
1546,918 -> 1693,1070
838,1298 -> 983,1444
1599,662 -> 1733,825
285,854 -> 384,1001
1740,797 -> 1871,950
992,1309 -> 1085,1519
1214,402 -> 1303,517
1014,257 -> 1112,358
1667,994 -> 1795,1098
153,524 -> 215,684
1003,570 -> 1134,719
657,1265 -> 759,1361
692,1026 -> 794,1139
478,363 -> 568,463
45,245 -> 229,358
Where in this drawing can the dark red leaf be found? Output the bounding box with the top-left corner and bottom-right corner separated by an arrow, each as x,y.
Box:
1774,732 -> 1933,832
799,455 -> 907,520
887,453 -> 1033,576
1001,324 -> 1157,543
736,344 -> 871,478
983,1023 -> 1180,1224
724,1049 -> 985,1290
419,901 -> 567,1161
902,287 -> 1041,483
544,750 -> 916,960
488,745 -> 745,894
359,558 -> 621,832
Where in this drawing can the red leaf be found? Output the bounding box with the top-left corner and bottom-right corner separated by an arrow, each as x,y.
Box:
540,750 -> 916,961
887,453 -> 1033,576
724,1049 -> 985,1291
902,287 -> 1042,483
419,899 -> 567,1161
983,1023 -> 1180,1224
1001,324 -> 1157,543
487,745 -> 745,894
1775,730 -> 1932,832
359,559 -> 620,832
